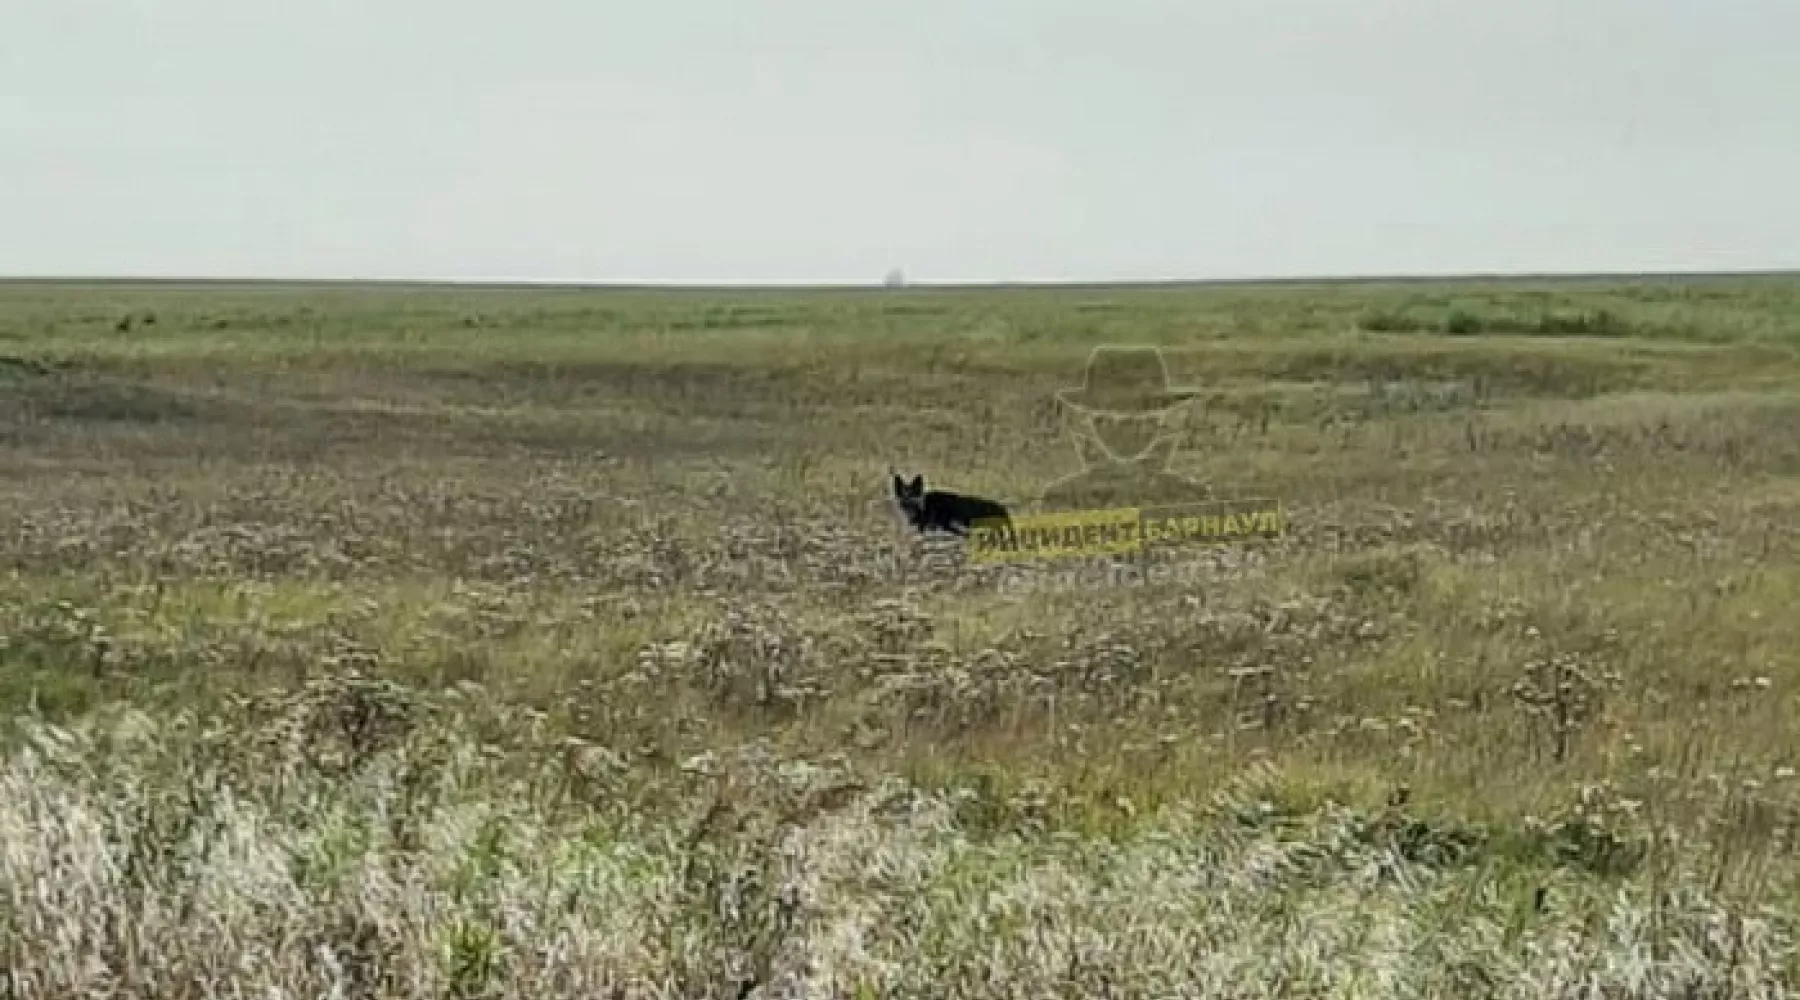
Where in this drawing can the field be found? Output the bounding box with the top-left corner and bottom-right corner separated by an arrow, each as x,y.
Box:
4,275 -> 1800,997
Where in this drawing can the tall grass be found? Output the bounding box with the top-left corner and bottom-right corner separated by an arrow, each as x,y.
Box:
4,676 -> 1798,999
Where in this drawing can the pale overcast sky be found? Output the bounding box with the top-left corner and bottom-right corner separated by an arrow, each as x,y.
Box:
4,0 -> 1797,283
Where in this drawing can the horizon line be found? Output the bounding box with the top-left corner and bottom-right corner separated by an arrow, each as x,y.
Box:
3,266 -> 1799,291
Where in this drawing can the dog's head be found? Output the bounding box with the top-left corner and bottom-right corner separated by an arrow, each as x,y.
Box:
891,472 -> 927,526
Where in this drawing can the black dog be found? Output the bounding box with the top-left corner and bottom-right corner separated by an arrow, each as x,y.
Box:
891,472 -> 1011,537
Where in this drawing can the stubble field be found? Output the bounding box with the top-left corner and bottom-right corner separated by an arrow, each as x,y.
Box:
4,276 -> 1800,998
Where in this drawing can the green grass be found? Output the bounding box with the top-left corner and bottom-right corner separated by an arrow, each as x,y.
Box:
4,275 -> 1800,997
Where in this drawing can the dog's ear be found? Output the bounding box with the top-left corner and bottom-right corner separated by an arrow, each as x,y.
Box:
908,474 -> 923,493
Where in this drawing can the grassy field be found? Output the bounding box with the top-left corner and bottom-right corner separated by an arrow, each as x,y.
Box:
4,275 -> 1800,997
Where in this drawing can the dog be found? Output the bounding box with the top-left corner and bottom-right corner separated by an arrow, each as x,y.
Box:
891,471 -> 1011,538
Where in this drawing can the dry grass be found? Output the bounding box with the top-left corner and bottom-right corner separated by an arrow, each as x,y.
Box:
3,276 -> 1800,997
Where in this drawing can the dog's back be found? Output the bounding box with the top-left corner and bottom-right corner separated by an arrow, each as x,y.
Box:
925,490 -> 1010,535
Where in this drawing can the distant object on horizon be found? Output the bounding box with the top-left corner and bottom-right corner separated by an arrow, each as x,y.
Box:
883,268 -> 906,289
